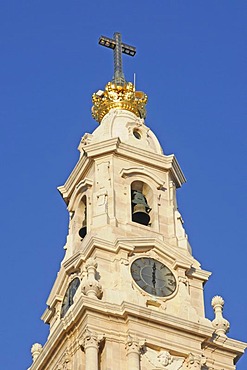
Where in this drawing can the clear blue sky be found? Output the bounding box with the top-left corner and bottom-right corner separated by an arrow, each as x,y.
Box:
0,1 -> 246,369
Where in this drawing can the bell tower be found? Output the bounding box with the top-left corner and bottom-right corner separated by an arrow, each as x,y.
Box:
28,33 -> 246,370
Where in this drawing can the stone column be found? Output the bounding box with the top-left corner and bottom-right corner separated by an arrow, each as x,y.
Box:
125,335 -> 142,370
80,328 -> 103,370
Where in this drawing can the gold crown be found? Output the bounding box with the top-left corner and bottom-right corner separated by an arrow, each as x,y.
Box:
92,81 -> 148,123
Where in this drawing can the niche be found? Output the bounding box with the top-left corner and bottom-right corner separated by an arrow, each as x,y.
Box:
131,181 -> 152,226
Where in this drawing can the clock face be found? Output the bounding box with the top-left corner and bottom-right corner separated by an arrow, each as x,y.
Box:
131,258 -> 176,297
60,278 -> 80,318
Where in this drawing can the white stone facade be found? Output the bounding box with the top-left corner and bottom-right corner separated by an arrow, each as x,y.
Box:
28,109 -> 246,370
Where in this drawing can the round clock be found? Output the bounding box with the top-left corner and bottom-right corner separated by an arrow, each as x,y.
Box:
60,278 -> 80,318
130,257 -> 176,297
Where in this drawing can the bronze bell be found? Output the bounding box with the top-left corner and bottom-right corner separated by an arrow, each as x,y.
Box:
78,207 -> 87,239
132,190 -> 151,226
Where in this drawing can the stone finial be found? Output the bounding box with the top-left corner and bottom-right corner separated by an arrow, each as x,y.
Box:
31,343 -> 42,362
81,257 -> 102,298
184,353 -> 206,369
211,295 -> 230,336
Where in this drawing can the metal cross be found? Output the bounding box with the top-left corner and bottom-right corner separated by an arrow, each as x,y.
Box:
99,32 -> 136,86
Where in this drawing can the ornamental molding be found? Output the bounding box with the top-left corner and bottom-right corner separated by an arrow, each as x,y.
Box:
120,167 -> 165,189
67,178 -> 93,211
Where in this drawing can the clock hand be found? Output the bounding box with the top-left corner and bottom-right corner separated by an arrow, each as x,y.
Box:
152,263 -> 156,287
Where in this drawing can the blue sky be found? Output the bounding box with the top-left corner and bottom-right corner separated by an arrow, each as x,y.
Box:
0,1 -> 246,369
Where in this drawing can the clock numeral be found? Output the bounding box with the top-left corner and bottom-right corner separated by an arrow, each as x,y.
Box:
166,286 -> 174,293
131,268 -> 139,274
168,279 -> 176,286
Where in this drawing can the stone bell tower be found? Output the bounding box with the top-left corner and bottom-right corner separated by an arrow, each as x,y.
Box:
28,33 -> 246,370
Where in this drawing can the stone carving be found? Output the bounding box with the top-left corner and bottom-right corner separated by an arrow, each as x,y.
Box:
80,328 -> 104,350
81,257 -> 102,298
79,133 -> 93,147
143,347 -> 184,369
211,296 -> 230,336
184,353 -> 206,370
157,351 -> 173,367
56,351 -> 71,370
31,343 -> 42,362
125,335 -> 144,355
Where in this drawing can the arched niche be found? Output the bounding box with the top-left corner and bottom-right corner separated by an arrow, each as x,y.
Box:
78,195 -> 87,239
131,181 -> 153,226
69,194 -> 88,241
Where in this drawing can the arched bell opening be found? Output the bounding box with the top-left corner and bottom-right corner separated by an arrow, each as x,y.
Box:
78,195 -> 87,239
131,181 -> 152,226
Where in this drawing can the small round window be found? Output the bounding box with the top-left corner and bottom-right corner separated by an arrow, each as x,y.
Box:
133,129 -> 141,139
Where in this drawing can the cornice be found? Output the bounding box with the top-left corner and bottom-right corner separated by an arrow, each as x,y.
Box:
58,137 -> 186,204
84,137 -> 121,157
32,295 -> 247,370
57,155 -> 93,204
202,335 -> 247,362
120,167 -> 165,189
34,292 -> 246,369
117,143 -> 186,188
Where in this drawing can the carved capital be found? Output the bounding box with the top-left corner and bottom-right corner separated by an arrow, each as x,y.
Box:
80,328 -> 104,350
125,335 -> 144,355
184,353 -> 206,370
